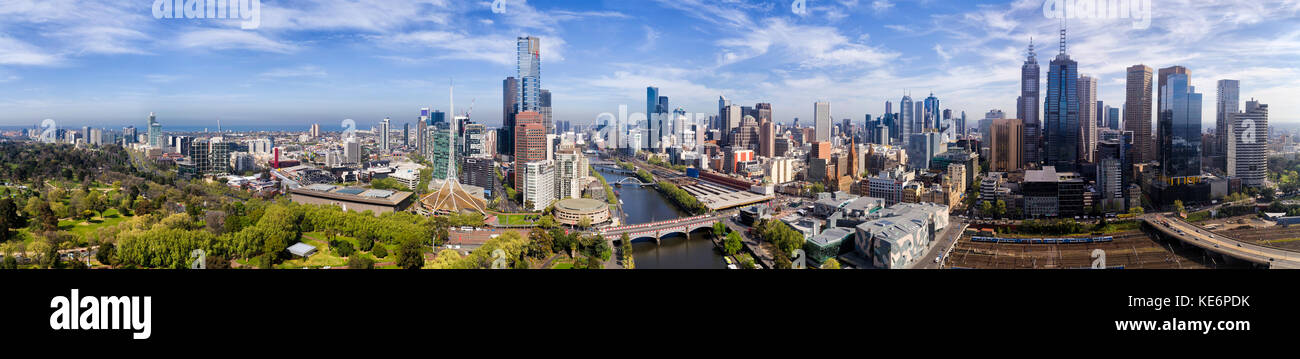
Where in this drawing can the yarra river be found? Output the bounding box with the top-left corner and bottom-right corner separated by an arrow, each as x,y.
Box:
597,169 -> 726,269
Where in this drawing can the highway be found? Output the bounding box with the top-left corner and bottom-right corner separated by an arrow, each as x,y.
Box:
1148,214 -> 1300,269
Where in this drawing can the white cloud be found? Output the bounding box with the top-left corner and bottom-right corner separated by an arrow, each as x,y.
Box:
260,65 -> 328,79
176,29 -> 300,54
0,36 -> 61,65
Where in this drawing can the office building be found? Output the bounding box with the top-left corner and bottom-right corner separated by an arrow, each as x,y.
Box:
1157,70 -> 1202,184
502,77 -> 518,156
1044,26 -> 1079,171
1125,65 -> 1154,163
1018,39 -> 1040,135
513,111 -> 547,187
990,118 -> 1023,172
814,101 -> 831,142
1078,75 -> 1098,163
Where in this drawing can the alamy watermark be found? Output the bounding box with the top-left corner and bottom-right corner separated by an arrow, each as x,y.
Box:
152,0 -> 261,30
1043,0 -> 1152,30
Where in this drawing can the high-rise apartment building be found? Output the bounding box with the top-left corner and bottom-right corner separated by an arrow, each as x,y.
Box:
379,117 -> 391,152
147,112 -> 162,148
1228,99 -> 1267,188
1216,79 -> 1240,168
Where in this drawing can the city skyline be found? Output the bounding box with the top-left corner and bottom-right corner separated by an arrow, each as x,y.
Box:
1,0 -> 1297,130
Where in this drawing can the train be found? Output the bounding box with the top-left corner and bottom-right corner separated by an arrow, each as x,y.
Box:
970,236 -> 1115,245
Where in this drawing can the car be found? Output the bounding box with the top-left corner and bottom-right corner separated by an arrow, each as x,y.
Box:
934,256 -> 942,263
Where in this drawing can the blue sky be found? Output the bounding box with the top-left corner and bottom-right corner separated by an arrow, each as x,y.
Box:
1,0 -> 1298,131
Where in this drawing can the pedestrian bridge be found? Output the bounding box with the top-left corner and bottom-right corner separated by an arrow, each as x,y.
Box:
600,215 -> 726,244
614,177 -> 653,186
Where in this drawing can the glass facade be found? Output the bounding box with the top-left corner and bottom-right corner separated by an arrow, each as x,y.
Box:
1044,53 -> 1079,172
1158,73 -> 1202,181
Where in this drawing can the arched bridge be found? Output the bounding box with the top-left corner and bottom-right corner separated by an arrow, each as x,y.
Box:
601,215 -> 727,244
614,177 -> 653,186
1145,214 -> 1300,269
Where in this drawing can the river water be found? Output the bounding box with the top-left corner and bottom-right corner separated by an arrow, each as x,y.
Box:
598,168 -> 726,269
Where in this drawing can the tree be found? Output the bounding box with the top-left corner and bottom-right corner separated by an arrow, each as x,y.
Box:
979,200 -> 993,217
0,198 -> 17,241
395,237 -> 425,269
347,255 -> 374,269
330,240 -> 355,257
372,244 -> 388,258
724,231 -> 743,255
712,221 -> 727,238
994,200 -> 1007,219
1128,206 -> 1145,216
577,216 -> 591,229
736,253 -> 756,269
36,201 -> 57,231
820,258 -> 841,269
1173,200 -> 1186,214
95,242 -> 115,266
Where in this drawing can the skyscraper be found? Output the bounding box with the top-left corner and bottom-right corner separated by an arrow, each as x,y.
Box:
379,117 -> 391,152
814,101 -> 831,142
540,89 -> 553,135
516,36 -> 541,113
1216,79 -> 1240,169
147,112 -> 162,148
1078,75 -> 1098,163
502,77 -> 518,156
899,95 -> 914,143
646,87 -> 662,150
1125,65 -> 1154,163
1044,26 -> 1079,171
991,118 -> 1024,171
1157,70 -> 1202,183
923,93 -> 940,131
513,111 -> 546,188
1156,66 -> 1189,163
1229,99 -> 1267,188
1018,39 -> 1041,130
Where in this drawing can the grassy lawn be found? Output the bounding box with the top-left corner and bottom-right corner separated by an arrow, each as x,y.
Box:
498,214 -> 540,226
1186,210 -> 1212,223
59,208 -> 131,238
551,262 -> 573,269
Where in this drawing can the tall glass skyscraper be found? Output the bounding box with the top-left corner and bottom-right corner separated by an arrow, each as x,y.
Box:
147,112 -> 162,148
516,37 -> 541,113
1044,27 -> 1079,172
923,93 -> 940,131
1157,71 -> 1202,182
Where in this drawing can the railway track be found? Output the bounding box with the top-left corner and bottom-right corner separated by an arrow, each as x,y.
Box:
948,232 -> 1214,269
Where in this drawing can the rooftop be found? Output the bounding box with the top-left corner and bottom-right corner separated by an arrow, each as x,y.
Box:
555,198 -> 609,212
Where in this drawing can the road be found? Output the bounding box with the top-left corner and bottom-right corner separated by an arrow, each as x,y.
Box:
915,218 -> 968,269
1152,214 -> 1300,269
